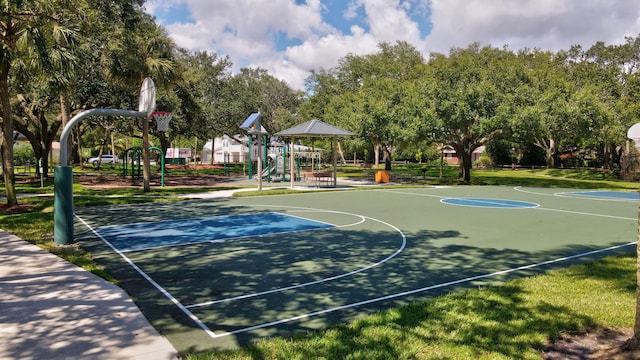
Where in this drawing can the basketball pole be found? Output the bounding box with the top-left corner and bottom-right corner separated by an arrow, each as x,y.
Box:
142,112 -> 151,192
626,124 -> 640,340
54,78 -> 155,245
54,108 -> 147,245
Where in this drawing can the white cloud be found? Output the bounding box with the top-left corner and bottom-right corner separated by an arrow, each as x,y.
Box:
355,0 -> 426,45
158,0 -> 340,88
148,0 -> 640,90
425,0 -> 640,54
156,1 -> 427,89
276,27 -> 380,89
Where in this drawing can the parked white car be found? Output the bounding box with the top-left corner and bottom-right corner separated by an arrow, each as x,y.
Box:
88,154 -> 120,166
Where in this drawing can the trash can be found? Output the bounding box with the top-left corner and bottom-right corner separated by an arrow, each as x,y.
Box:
375,170 -> 389,183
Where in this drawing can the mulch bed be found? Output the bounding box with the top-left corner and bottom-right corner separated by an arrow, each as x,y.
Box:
74,173 -> 229,189
543,327 -> 640,359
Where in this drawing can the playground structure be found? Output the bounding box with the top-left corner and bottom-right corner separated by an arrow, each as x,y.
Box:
206,134 -> 324,182
242,134 -> 325,184
122,146 -> 165,186
261,152 -> 285,181
239,115 -> 354,189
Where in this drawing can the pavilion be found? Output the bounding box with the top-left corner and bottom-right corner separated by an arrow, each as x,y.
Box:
275,119 -> 354,188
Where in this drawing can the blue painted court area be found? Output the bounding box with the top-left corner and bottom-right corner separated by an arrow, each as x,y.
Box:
95,212 -> 334,252
441,198 -> 539,208
566,190 -> 639,200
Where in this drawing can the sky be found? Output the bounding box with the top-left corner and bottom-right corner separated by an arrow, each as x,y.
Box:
144,0 -> 640,90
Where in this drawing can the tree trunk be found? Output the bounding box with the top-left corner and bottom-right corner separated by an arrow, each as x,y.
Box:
60,94 -> 72,165
534,137 -> 555,168
158,133 -> 170,161
634,190 -> 640,339
455,143 -> 473,182
383,144 -> 392,171
374,141 -> 380,168
461,150 -> 472,182
0,64 -> 18,205
622,184 -> 640,350
74,127 -> 82,166
337,141 -> 347,165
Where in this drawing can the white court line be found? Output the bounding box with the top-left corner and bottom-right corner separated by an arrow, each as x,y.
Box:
111,212 -> 364,253
554,190 -> 639,202
74,214 -> 219,338
185,205 -> 405,309
209,241 -> 635,339
513,186 -> 561,197
281,210 -> 366,228
439,198 -> 539,209
514,186 -> 638,202
384,187 -> 634,219
378,189 -> 449,199
79,204 -> 405,340
534,207 -> 637,221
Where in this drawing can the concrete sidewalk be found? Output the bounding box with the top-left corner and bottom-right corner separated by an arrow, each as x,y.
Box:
0,231 -> 178,360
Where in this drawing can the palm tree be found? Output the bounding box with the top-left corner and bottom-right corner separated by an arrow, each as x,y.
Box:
0,0 -> 79,205
101,13 -> 178,191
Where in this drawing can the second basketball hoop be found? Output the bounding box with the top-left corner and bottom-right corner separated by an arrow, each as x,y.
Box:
153,111 -> 173,132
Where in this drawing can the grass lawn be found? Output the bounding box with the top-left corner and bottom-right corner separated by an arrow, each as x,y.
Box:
1,166 -> 639,358
191,255 -> 635,359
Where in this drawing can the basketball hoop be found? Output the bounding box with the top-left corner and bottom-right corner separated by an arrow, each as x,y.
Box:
153,111 -> 173,132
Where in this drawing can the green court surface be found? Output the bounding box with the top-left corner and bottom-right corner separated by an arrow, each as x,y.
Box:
74,186 -> 637,352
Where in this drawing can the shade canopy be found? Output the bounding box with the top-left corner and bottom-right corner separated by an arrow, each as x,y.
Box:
275,119 -> 354,137
276,119 -> 354,189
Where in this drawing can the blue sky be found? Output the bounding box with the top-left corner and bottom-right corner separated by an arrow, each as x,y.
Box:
145,0 -> 640,90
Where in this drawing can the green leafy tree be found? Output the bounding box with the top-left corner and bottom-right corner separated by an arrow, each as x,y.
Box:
0,0 -> 82,205
175,50 -> 232,142
304,41 -> 426,169
62,0 -> 146,164
425,44 -> 516,181
219,67 -> 302,136
100,12 -> 178,191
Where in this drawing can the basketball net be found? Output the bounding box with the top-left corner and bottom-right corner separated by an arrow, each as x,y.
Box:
152,111 -> 173,132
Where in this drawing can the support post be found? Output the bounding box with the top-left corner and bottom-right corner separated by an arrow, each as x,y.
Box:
333,136 -> 337,187
257,134 -> 262,191
149,146 -> 165,187
55,108 -> 145,245
290,137 -> 295,189
248,136 -> 253,179
54,166 -> 74,245
142,115 -> 150,192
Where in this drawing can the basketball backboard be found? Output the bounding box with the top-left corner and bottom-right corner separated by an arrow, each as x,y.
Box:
139,77 -> 156,117
627,123 -> 640,150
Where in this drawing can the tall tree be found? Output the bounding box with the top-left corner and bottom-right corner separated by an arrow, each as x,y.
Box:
59,0 -> 145,165
101,12 -> 178,191
219,67 -> 302,136
304,41 -> 425,169
426,44 -> 516,181
175,50 -> 232,144
0,0 -> 80,205
510,49 -> 578,168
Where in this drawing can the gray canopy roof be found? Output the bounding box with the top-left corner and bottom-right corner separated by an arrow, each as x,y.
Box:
275,119 -> 354,137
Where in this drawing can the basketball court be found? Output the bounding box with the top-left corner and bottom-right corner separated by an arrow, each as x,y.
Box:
73,185 -> 637,352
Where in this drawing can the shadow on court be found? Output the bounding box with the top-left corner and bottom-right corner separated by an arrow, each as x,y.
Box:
74,201 -> 634,354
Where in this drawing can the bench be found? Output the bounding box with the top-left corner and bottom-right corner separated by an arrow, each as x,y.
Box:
304,171 -> 334,187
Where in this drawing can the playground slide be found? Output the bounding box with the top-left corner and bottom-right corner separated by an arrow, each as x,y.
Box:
261,165 -> 277,178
